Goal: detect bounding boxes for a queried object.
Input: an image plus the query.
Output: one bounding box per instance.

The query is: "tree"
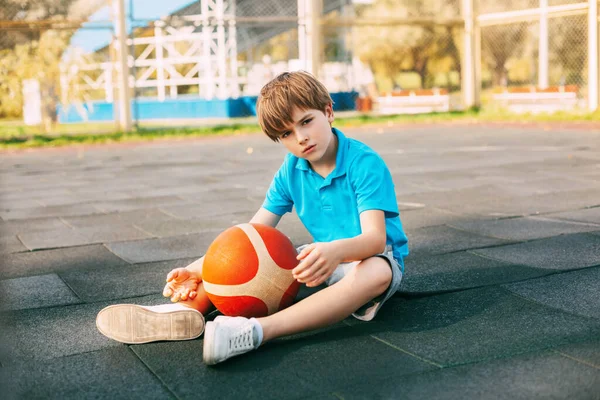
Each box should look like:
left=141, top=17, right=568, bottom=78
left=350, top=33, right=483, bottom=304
left=0, top=30, right=71, bottom=127
left=479, top=0, right=533, bottom=86
left=0, top=0, right=104, bottom=124
left=0, top=0, right=104, bottom=50
left=353, top=0, right=459, bottom=91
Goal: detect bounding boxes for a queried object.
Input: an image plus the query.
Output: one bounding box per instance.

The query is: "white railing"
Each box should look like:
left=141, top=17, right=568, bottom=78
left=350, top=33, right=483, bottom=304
left=377, top=89, right=450, bottom=115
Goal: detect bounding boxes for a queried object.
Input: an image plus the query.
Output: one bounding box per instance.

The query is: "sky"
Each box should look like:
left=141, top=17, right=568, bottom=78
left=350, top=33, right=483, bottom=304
left=69, top=0, right=196, bottom=53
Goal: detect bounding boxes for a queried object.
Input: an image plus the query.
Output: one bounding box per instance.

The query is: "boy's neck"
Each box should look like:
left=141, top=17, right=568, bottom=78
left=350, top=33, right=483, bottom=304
left=309, top=130, right=338, bottom=178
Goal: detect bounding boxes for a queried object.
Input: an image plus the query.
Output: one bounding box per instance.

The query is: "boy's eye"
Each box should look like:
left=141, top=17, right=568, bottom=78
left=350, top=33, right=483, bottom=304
left=281, top=131, right=291, bottom=138
left=302, top=118, right=312, bottom=125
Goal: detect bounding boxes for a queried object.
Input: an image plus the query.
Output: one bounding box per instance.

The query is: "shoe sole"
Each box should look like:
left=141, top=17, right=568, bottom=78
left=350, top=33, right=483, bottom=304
left=96, top=304, right=204, bottom=344
left=203, top=321, right=217, bottom=365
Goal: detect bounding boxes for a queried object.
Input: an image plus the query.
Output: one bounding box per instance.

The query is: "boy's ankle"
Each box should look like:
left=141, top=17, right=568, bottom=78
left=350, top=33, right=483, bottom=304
left=249, top=318, right=264, bottom=348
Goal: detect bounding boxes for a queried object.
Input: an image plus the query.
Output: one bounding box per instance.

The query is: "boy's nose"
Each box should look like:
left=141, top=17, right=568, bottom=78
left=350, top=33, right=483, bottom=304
left=296, top=133, right=308, bottom=144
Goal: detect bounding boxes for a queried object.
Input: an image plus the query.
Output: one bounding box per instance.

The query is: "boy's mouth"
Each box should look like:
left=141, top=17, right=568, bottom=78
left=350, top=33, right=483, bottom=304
left=303, top=145, right=316, bottom=154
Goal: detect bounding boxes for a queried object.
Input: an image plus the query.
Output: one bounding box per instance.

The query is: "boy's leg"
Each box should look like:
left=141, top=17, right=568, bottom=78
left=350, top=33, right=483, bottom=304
left=202, top=256, right=392, bottom=364
left=178, top=282, right=216, bottom=315
left=96, top=282, right=214, bottom=344
left=258, top=256, right=392, bottom=342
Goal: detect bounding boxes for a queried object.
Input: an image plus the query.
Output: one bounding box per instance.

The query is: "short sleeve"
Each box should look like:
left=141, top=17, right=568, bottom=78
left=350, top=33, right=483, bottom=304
left=262, top=163, right=294, bottom=216
left=349, top=153, right=399, bottom=218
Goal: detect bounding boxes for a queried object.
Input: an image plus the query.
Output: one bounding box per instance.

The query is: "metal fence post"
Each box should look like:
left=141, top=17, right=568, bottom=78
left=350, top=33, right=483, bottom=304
left=461, top=0, right=480, bottom=109
left=113, top=0, right=132, bottom=132
left=589, top=0, right=599, bottom=111
left=297, top=0, right=322, bottom=77
left=310, top=0, right=323, bottom=79
left=539, top=0, right=549, bottom=89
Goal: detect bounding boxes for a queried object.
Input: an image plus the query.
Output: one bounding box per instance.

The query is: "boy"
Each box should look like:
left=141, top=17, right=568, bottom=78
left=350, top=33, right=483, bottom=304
left=96, top=71, right=408, bottom=365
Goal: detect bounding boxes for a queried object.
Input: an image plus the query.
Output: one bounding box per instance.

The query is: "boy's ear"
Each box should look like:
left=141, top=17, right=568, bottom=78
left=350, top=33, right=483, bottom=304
left=325, top=103, right=334, bottom=123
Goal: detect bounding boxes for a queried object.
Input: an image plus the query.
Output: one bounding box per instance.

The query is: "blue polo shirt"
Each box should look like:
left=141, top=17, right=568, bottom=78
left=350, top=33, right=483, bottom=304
left=262, top=128, right=408, bottom=269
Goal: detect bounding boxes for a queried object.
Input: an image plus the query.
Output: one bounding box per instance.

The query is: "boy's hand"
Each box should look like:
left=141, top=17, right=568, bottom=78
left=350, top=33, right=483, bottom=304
left=293, top=242, right=341, bottom=288
left=162, top=268, right=201, bottom=302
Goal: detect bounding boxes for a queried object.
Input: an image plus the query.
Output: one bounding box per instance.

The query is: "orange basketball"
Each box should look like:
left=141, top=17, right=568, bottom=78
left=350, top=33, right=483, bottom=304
left=202, top=223, right=300, bottom=318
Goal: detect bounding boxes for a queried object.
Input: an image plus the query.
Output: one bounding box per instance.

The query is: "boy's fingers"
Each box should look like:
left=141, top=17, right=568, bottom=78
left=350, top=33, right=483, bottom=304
left=295, top=251, right=317, bottom=271
left=306, top=271, right=325, bottom=287
left=163, top=283, right=173, bottom=297
left=296, top=250, right=306, bottom=260
left=296, top=245, right=314, bottom=260
left=167, top=270, right=178, bottom=282
left=171, top=292, right=181, bottom=302
left=304, top=265, right=330, bottom=285
left=297, top=265, right=320, bottom=282
left=295, top=252, right=321, bottom=276
left=296, top=267, right=315, bottom=280
left=306, top=279, right=319, bottom=287
left=189, top=291, right=197, bottom=299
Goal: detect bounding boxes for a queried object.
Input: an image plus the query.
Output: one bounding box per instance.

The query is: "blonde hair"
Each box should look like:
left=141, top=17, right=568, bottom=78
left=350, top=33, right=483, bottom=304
left=257, top=71, right=333, bottom=142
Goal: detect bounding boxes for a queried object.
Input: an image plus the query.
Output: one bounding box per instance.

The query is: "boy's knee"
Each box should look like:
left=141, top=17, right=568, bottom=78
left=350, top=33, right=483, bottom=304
left=357, top=257, right=393, bottom=296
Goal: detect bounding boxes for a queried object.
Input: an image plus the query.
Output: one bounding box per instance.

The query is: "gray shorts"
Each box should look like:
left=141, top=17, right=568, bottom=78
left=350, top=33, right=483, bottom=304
left=296, top=244, right=403, bottom=321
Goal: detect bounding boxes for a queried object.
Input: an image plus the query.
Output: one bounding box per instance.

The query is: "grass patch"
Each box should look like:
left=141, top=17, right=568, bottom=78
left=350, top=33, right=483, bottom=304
left=1, top=108, right=598, bottom=150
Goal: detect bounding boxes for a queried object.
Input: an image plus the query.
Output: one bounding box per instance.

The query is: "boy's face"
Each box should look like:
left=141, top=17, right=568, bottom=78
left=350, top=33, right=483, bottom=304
left=278, top=104, right=336, bottom=166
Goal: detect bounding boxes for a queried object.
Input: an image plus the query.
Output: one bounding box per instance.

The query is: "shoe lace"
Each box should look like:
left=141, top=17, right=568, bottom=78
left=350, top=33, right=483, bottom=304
left=228, top=325, right=254, bottom=352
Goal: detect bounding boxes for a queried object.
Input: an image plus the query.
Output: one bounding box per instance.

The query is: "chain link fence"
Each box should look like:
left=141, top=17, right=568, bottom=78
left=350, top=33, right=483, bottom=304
left=481, top=22, right=538, bottom=88
left=0, top=0, right=597, bottom=132
left=479, top=0, right=591, bottom=111
left=548, top=14, right=588, bottom=88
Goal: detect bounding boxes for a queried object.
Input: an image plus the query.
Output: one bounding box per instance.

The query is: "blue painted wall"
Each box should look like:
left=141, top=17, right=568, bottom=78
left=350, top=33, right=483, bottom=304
left=57, top=92, right=357, bottom=123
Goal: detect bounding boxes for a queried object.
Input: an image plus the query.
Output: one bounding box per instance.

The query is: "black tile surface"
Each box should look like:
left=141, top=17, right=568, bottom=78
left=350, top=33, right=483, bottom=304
left=59, top=258, right=198, bottom=302
left=61, top=208, right=176, bottom=228
left=105, top=232, right=218, bottom=263
left=91, top=195, right=191, bottom=213
left=132, top=340, right=320, bottom=400
left=0, top=203, right=104, bottom=220
left=132, top=217, right=232, bottom=237
left=472, top=233, right=600, bottom=270
left=4, top=347, right=174, bottom=400
left=160, top=199, right=261, bottom=219
left=1, top=244, right=130, bottom=280
left=331, top=347, right=600, bottom=400
left=547, top=207, right=600, bottom=224
left=18, top=224, right=152, bottom=250
left=0, top=235, right=28, bottom=254
left=401, top=251, right=546, bottom=295
left=449, top=216, right=600, bottom=241
left=399, top=207, right=463, bottom=232
left=0, top=217, right=68, bottom=237
left=3, top=125, right=600, bottom=398
left=502, top=267, right=600, bottom=319
left=3, top=294, right=165, bottom=362
left=553, top=338, right=600, bottom=368
left=0, top=274, right=81, bottom=311
left=407, top=225, right=513, bottom=256
left=347, top=288, right=600, bottom=367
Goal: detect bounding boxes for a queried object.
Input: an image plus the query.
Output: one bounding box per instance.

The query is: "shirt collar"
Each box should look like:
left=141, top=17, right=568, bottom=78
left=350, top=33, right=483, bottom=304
left=295, top=128, right=348, bottom=180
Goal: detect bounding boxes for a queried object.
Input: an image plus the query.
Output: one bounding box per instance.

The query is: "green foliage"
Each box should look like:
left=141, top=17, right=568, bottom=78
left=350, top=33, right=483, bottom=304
left=353, top=0, right=459, bottom=91
left=0, top=30, right=72, bottom=124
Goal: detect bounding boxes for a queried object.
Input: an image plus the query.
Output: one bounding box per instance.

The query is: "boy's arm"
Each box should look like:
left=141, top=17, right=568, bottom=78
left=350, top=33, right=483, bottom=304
left=330, top=209, right=387, bottom=262
left=294, top=210, right=387, bottom=286
left=249, top=207, right=283, bottom=227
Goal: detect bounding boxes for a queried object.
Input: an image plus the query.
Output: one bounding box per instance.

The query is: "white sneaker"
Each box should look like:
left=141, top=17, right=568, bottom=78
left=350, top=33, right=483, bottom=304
left=203, top=316, right=259, bottom=365
left=96, top=303, right=204, bottom=344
